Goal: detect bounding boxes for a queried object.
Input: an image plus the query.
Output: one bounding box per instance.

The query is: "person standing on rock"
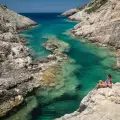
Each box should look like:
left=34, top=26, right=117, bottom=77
left=96, top=74, right=112, bottom=89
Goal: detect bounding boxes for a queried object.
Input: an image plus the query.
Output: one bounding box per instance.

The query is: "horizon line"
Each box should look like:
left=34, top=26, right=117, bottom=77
left=19, top=12, right=63, bottom=14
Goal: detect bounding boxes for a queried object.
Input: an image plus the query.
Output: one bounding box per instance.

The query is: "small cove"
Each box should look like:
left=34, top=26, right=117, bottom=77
left=4, top=13, right=120, bottom=120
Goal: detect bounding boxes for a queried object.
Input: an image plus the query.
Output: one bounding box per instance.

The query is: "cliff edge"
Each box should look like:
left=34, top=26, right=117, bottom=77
left=0, top=5, right=37, bottom=30
left=57, top=83, right=120, bottom=120
left=58, top=1, right=120, bottom=119
left=63, top=0, right=120, bottom=49
left=0, top=5, right=71, bottom=117
left=0, top=5, right=38, bottom=117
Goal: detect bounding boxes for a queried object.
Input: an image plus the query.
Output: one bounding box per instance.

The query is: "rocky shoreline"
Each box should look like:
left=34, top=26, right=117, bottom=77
left=0, top=5, right=70, bottom=117
left=57, top=0, right=120, bottom=119
left=62, top=0, right=120, bottom=69
left=56, top=83, right=120, bottom=120
left=1, top=1, right=120, bottom=119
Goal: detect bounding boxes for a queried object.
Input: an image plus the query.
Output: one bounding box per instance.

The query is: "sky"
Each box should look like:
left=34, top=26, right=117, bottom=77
left=0, top=0, right=91, bottom=13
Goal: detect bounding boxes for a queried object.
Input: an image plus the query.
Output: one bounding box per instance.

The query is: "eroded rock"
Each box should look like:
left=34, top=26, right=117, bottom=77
left=63, top=0, right=120, bottom=49
left=57, top=83, right=120, bottom=120
left=61, top=8, right=78, bottom=16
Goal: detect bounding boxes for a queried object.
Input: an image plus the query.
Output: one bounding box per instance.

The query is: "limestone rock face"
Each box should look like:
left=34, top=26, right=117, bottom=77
left=57, top=83, right=120, bottom=120
left=64, top=0, right=120, bottom=48
left=0, top=5, right=37, bottom=31
left=0, top=95, right=23, bottom=117
left=0, top=5, right=70, bottom=117
left=61, top=8, right=78, bottom=16
left=0, top=5, right=39, bottom=117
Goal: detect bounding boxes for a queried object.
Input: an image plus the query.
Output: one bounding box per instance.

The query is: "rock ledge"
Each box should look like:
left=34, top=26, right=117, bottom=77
left=57, top=83, right=120, bottom=120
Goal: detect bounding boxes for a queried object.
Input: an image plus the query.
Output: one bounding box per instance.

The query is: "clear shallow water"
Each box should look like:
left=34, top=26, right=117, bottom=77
left=4, top=13, right=120, bottom=120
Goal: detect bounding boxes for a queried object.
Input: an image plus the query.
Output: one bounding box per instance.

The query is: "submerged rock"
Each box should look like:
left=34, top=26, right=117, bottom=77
left=0, top=4, right=70, bottom=118
left=57, top=83, right=120, bottom=120
left=0, top=95, right=23, bottom=117
left=43, top=36, right=70, bottom=53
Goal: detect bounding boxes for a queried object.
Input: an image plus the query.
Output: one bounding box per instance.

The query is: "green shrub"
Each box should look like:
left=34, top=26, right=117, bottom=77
left=85, top=6, right=99, bottom=14
left=85, top=0, right=108, bottom=14
left=0, top=4, right=7, bottom=10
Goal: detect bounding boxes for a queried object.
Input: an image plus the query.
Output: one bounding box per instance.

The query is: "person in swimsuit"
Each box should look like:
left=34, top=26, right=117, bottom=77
left=96, top=74, right=112, bottom=89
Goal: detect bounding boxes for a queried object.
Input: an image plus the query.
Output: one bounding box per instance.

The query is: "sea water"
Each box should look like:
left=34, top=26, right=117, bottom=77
left=3, top=13, right=120, bottom=120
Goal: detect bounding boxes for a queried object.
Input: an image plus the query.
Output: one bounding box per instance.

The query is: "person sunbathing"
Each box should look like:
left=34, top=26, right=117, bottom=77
left=96, top=74, right=112, bottom=89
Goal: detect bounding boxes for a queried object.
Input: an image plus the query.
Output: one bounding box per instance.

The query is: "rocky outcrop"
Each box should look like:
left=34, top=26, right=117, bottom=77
left=0, top=5, right=37, bottom=31
left=56, top=1, right=120, bottom=119
left=0, top=5, right=66, bottom=117
left=0, top=5, right=39, bottom=116
left=64, top=0, right=120, bottom=49
left=57, top=83, right=120, bottom=120
left=43, top=36, right=70, bottom=54
left=61, top=8, right=78, bottom=16
left=63, top=0, right=120, bottom=70
left=0, top=95, right=23, bottom=117
left=0, top=5, right=71, bottom=117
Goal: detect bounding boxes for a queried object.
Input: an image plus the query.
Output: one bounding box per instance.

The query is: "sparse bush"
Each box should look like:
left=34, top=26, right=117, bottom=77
left=0, top=4, right=7, bottom=10
left=85, top=0, right=108, bottom=14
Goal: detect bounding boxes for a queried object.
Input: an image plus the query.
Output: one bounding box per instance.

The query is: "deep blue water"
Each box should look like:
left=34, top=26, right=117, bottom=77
left=5, top=13, right=120, bottom=120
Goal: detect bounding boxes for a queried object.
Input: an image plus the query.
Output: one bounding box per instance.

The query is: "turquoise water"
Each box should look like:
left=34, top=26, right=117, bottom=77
left=4, top=13, right=120, bottom=120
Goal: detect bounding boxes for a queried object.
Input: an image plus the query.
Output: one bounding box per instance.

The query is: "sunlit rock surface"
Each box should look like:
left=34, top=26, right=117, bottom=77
left=61, top=8, right=78, bottom=16
left=0, top=5, right=39, bottom=116
left=0, top=5, right=37, bottom=31
left=64, top=0, right=120, bottom=49
left=0, top=5, right=69, bottom=117
left=57, top=83, right=120, bottom=120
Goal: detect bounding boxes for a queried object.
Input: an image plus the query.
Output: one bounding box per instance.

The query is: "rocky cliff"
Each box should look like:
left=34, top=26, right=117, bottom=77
left=63, top=0, right=120, bottom=68
left=63, top=0, right=120, bottom=49
left=57, top=83, right=120, bottom=120
left=57, top=1, right=120, bottom=119
left=0, top=5, right=37, bottom=31
left=62, top=0, right=120, bottom=68
left=0, top=5, right=39, bottom=117
left=61, top=8, right=78, bottom=16
left=0, top=5, right=69, bottom=117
